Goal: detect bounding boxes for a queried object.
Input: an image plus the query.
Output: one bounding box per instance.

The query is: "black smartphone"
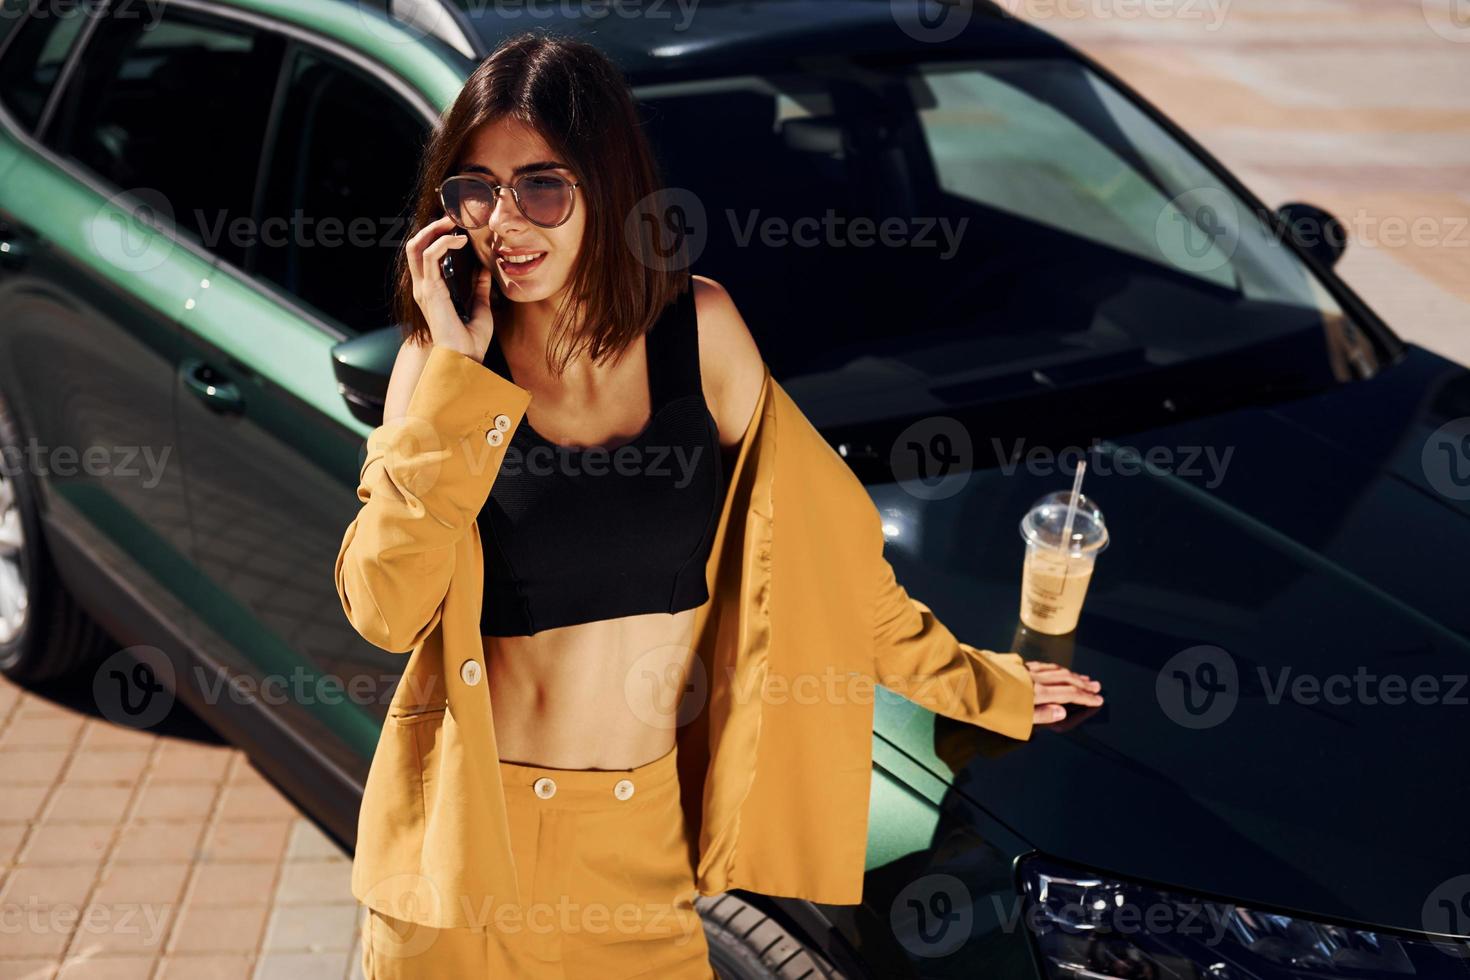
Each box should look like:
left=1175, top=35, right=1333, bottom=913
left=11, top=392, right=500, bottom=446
left=439, top=226, right=489, bottom=323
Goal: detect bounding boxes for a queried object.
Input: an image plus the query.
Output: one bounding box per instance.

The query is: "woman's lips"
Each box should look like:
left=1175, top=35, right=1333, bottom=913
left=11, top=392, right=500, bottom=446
left=497, top=251, right=547, bottom=277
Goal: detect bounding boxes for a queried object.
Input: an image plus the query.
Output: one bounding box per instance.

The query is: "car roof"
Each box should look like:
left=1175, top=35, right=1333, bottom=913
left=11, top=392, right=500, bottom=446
left=440, top=0, right=1066, bottom=82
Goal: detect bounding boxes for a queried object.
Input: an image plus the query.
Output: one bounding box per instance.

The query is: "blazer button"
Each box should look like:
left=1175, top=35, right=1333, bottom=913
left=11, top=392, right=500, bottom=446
left=459, top=659, right=482, bottom=686
left=613, top=778, right=635, bottom=801
left=493, top=413, right=511, bottom=431
left=485, top=428, right=504, bottom=447
left=533, top=777, right=557, bottom=799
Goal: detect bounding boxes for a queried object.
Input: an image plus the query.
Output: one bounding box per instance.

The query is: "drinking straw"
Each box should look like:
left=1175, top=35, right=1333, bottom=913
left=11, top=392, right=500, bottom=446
left=1059, top=460, right=1086, bottom=557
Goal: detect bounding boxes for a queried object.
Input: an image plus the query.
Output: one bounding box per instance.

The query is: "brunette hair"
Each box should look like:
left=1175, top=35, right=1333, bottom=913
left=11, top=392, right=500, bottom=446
left=393, top=30, right=689, bottom=376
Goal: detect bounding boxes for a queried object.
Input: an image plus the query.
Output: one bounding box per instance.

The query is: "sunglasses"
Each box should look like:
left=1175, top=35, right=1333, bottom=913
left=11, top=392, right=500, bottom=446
left=438, top=169, right=581, bottom=230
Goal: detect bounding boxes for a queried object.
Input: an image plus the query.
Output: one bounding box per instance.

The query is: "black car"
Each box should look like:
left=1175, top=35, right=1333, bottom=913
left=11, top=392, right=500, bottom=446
left=1, top=0, right=1466, bottom=977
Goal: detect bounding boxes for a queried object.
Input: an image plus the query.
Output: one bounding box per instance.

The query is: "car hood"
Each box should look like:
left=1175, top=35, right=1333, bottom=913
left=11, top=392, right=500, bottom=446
left=870, top=344, right=1470, bottom=936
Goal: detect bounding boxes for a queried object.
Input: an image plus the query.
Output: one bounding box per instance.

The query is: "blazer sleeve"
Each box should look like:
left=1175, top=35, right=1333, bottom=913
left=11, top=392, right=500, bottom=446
left=871, top=552, right=1036, bottom=741
left=334, top=344, right=531, bottom=653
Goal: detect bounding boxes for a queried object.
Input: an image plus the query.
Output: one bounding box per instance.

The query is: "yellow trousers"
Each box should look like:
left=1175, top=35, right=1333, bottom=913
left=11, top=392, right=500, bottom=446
left=360, top=741, right=716, bottom=979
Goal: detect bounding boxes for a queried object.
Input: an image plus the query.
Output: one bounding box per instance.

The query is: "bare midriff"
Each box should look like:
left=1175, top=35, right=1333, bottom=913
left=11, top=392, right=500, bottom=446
left=481, top=606, right=702, bottom=771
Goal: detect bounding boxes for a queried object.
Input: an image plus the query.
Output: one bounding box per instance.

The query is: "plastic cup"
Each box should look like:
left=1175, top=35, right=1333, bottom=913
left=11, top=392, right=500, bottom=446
left=1018, top=490, right=1109, bottom=635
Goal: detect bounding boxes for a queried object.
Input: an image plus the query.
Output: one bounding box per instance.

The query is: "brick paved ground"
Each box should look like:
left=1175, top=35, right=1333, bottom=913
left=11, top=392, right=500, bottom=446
left=1006, top=0, right=1470, bottom=366
left=0, top=674, right=366, bottom=980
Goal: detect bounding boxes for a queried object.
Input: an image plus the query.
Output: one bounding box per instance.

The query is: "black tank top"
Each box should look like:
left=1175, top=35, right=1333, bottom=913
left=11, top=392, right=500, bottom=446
left=476, top=284, right=725, bottom=636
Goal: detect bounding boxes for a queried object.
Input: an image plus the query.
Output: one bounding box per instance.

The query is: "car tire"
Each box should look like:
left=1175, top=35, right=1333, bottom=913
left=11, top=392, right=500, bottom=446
left=698, top=892, right=848, bottom=979
left=0, top=390, right=112, bottom=684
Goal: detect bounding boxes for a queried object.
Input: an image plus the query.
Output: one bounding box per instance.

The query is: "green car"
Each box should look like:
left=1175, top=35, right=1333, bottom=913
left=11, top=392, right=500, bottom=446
left=6, top=1, right=1457, bottom=978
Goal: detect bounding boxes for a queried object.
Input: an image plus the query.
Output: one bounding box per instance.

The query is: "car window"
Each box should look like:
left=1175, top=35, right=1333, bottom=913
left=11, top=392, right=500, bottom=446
left=45, top=4, right=284, bottom=267
left=0, top=0, right=90, bottom=132
left=251, top=47, right=428, bottom=334
left=634, top=57, right=1362, bottom=433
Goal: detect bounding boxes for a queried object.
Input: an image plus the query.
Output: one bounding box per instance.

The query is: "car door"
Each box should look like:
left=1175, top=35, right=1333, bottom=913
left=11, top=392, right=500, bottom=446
left=171, top=35, right=434, bottom=799
left=0, top=0, right=241, bottom=665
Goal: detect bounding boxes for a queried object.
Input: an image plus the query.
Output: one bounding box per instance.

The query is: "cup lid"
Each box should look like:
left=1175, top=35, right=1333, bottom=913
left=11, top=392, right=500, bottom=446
left=1019, top=490, right=1110, bottom=557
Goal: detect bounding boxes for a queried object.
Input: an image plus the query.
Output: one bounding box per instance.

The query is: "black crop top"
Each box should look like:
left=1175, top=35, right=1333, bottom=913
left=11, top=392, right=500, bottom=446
left=476, top=283, right=726, bottom=637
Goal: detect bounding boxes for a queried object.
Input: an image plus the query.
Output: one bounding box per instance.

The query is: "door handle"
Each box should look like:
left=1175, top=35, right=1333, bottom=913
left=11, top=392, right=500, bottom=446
left=180, top=357, right=245, bottom=415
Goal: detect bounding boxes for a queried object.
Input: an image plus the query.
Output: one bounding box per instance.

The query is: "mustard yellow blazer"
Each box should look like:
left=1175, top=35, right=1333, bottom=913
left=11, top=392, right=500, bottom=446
left=335, top=344, right=1036, bottom=930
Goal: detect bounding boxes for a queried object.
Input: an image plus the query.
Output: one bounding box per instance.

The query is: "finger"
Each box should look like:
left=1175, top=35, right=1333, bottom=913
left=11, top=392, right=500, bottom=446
left=1033, top=703, right=1067, bottom=724
left=406, top=216, right=458, bottom=283
left=421, top=231, right=467, bottom=279
left=1034, top=684, right=1104, bottom=707
left=1029, top=668, right=1102, bottom=692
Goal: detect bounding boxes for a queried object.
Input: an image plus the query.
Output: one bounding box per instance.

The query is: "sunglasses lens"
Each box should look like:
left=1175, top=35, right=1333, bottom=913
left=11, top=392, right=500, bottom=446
left=441, top=177, right=494, bottom=228
left=516, top=173, right=574, bottom=226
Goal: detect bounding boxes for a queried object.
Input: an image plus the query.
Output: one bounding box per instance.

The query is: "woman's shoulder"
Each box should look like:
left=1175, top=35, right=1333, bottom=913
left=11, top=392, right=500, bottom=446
left=690, top=274, right=765, bottom=449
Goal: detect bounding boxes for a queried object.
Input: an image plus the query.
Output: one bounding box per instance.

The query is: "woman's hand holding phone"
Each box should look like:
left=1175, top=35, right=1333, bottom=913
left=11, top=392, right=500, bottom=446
left=407, top=214, right=498, bottom=361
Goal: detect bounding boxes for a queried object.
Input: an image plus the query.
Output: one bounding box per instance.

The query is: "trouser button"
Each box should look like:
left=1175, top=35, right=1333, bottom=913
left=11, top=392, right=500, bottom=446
left=533, top=777, right=557, bottom=799
left=613, top=778, right=635, bottom=800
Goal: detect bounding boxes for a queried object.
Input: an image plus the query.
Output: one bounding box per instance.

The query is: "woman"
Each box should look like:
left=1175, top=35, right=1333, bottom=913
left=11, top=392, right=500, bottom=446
left=347, top=29, right=1104, bottom=980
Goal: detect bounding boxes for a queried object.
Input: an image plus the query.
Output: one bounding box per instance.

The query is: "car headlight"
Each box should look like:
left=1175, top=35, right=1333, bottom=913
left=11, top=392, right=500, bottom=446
left=1019, top=856, right=1469, bottom=978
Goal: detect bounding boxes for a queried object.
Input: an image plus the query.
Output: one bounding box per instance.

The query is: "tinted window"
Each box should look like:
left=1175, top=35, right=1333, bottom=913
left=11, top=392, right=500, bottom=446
left=0, top=0, right=89, bottom=131
left=635, top=57, right=1362, bottom=435
left=47, top=5, right=284, bottom=266
left=252, top=48, right=428, bottom=333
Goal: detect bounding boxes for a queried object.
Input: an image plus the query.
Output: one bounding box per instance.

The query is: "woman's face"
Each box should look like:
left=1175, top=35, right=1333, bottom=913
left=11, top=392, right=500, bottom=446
left=455, top=116, right=586, bottom=308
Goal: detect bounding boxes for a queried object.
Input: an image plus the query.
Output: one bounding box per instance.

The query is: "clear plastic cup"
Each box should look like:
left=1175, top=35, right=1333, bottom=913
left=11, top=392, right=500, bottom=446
left=1018, top=490, right=1109, bottom=635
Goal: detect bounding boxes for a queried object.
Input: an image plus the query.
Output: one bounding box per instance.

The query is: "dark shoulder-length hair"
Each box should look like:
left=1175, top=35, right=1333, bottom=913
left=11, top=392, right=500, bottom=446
left=393, top=30, right=689, bottom=376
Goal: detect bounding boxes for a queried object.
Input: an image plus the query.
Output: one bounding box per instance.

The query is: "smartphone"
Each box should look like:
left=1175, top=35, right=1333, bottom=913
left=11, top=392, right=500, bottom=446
left=439, top=226, right=490, bottom=324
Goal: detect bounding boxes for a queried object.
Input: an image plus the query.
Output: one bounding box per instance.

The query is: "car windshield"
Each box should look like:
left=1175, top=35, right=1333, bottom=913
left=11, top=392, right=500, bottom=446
left=634, top=55, right=1378, bottom=436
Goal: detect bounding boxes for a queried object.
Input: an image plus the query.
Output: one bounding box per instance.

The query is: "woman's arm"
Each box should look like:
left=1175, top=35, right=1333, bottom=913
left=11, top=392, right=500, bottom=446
left=871, top=550, right=1104, bottom=738
left=334, top=343, right=530, bottom=653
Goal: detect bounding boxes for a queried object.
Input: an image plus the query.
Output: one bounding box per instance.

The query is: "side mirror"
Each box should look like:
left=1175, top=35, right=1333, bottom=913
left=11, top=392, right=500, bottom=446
left=1276, top=201, right=1347, bottom=269
left=331, top=325, right=402, bottom=427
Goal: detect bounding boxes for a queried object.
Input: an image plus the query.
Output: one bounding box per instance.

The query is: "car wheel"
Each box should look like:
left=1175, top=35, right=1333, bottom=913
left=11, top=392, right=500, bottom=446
left=697, top=892, right=848, bottom=979
left=0, top=390, right=112, bottom=683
